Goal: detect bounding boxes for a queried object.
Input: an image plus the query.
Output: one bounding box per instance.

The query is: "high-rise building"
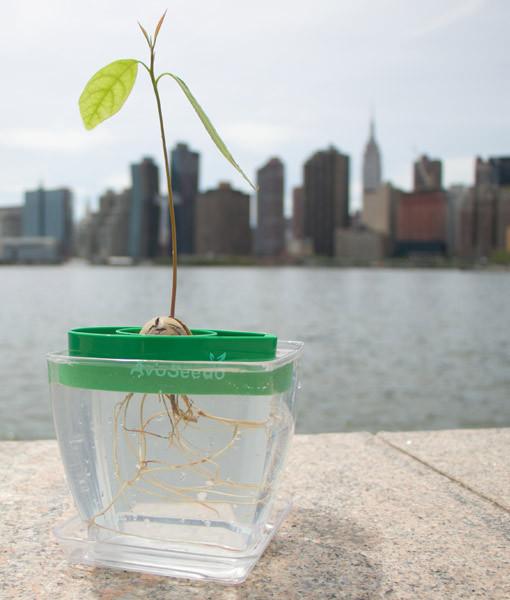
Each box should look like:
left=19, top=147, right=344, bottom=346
left=473, top=157, right=510, bottom=257
left=22, top=189, right=44, bottom=237
left=496, top=188, right=510, bottom=251
left=195, top=182, right=251, bottom=256
left=362, top=183, right=400, bottom=239
left=254, top=157, right=285, bottom=256
left=170, top=143, right=200, bottom=254
left=128, top=157, right=160, bottom=260
left=362, top=119, right=382, bottom=193
left=303, top=146, right=350, bottom=256
left=476, top=156, right=510, bottom=186
left=23, top=187, right=73, bottom=257
left=473, top=183, right=497, bottom=258
left=96, top=189, right=131, bottom=260
left=447, top=185, right=475, bottom=259
left=0, top=206, right=22, bottom=238
left=75, top=206, right=100, bottom=261
left=44, top=189, right=73, bottom=257
left=394, top=190, right=447, bottom=255
left=413, top=155, right=442, bottom=192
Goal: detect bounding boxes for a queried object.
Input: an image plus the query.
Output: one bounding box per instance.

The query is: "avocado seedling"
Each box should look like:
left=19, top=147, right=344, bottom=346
left=79, top=10, right=255, bottom=335
left=78, top=13, right=269, bottom=537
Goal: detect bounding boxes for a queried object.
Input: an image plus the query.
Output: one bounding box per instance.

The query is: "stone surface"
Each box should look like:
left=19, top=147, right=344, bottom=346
left=378, top=428, right=510, bottom=511
left=0, top=432, right=509, bottom=599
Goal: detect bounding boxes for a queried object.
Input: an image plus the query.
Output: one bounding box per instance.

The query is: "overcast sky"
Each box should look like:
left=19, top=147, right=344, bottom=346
left=0, top=0, right=508, bottom=216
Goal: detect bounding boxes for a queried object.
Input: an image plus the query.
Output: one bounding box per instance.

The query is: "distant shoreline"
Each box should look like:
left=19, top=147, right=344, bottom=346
left=1, top=257, right=509, bottom=271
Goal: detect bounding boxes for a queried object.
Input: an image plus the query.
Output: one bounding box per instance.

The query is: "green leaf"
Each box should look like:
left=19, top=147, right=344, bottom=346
left=158, top=72, right=256, bottom=190
left=79, top=59, right=138, bottom=130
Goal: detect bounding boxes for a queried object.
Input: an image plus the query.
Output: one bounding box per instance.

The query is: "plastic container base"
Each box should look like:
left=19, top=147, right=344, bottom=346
left=53, top=498, right=292, bottom=585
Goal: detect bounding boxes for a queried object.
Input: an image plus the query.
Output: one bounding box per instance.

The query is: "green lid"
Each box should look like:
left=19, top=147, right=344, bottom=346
left=68, top=326, right=277, bottom=362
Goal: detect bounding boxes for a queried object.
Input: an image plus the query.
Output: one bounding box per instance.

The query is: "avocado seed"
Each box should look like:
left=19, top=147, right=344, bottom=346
left=140, top=316, right=191, bottom=336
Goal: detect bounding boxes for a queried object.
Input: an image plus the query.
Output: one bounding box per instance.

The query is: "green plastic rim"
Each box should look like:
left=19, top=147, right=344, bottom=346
left=68, top=327, right=277, bottom=362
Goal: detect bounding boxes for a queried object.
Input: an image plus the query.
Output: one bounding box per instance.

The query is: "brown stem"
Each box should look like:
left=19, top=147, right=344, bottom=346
left=149, top=46, right=177, bottom=317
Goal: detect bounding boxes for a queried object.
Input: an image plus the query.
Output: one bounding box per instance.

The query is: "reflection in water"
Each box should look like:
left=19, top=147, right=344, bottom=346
left=1, top=264, right=509, bottom=438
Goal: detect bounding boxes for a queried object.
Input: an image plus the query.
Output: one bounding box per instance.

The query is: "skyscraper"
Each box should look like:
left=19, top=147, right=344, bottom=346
left=23, top=187, right=73, bottom=257
left=474, top=157, right=510, bottom=257
left=304, top=146, right=350, bottom=256
left=128, top=157, right=160, bottom=260
left=170, top=143, right=200, bottom=254
left=362, top=119, right=382, bottom=193
left=447, top=185, right=475, bottom=259
left=96, top=189, right=131, bottom=260
left=476, top=156, right=510, bottom=186
left=23, top=188, right=45, bottom=237
left=362, top=182, right=400, bottom=241
left=195, top=182, right=251, bottom=256
left=394, top=190, right=447, bottom=255
left=44, top=189, right=73, bottom=257
left=254, top=157, right=285, bottom=256
left=413, top=155, right=443, bottom=192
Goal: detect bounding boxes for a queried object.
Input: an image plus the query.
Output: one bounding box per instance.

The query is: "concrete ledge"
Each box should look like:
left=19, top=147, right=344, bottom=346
left=0, top=430, right=509, bottom=599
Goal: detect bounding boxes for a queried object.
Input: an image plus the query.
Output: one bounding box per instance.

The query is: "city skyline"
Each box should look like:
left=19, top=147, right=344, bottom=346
left=0, top=1, right=508, bottom=217
left=2, top=150, right=509, bottom=263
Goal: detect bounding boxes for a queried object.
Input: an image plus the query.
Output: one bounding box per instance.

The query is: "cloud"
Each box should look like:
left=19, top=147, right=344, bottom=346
left=0, top=128, right=113, bottom=152
left=409, top=0, right=485, bottom=38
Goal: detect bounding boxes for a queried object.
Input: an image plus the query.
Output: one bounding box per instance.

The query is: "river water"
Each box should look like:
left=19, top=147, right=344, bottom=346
left=1, top=264, right=509, bottom=439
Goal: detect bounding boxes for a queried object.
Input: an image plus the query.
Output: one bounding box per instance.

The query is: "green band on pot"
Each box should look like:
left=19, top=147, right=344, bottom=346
left=49, top=359, right=294, bottom=396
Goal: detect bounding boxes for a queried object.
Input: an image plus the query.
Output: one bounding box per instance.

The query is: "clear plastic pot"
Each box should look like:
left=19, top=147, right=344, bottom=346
left=47, top=339, right=303, bottom=584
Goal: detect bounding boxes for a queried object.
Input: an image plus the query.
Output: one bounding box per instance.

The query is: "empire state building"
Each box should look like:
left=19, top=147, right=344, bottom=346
left=362, top=119, right=382, bottom=193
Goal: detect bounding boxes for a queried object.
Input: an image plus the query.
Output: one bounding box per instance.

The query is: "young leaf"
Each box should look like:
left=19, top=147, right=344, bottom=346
left=79, top=59, right=138, bottom=130
left=138, top=22, right=152, bottom=47
left=153, top=10, right=167, bottom=43
left=158, top=72, right=256, bottom=190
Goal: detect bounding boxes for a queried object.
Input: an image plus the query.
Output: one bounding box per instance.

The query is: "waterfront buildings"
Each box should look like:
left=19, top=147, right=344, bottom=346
left=22, top=187, right=73, bottom=258
left=288, top=186, right=312, bottom=257
left=473, top=157, right=510, bottom=257
left=0, top=237, right=60, bottom=263
left=170, top=143, right=200, bottom=254
left=128, top=157, right=160, bottom=260
left=497, top=188, right=510, bottom=251
left=75, top=206, right=100, bottom=261
left=362, top=183, right=400, bottom=239
left=5, top=138, right=510, bottom=265
left=413, top=155, right=442, bottom=192
left=362, top=119, right=382, bottom=193
left=447, top=185, right=475, bottom=259
left=394, top=190, right=448, bottom=256
left=476, top=156, right=510, bottom=186
left=304, top=146, right=350, bottom=256
left=195, top=182, right=251, bottom=256
left=254, top=158, right=285, bottom=257
left=335, top=227, right=388, bottom=262
left=95, top=189, right=131, bottom=261
left=358, top=183, right=402, bottom=259
left=0, top=206, right=22, bottom=238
